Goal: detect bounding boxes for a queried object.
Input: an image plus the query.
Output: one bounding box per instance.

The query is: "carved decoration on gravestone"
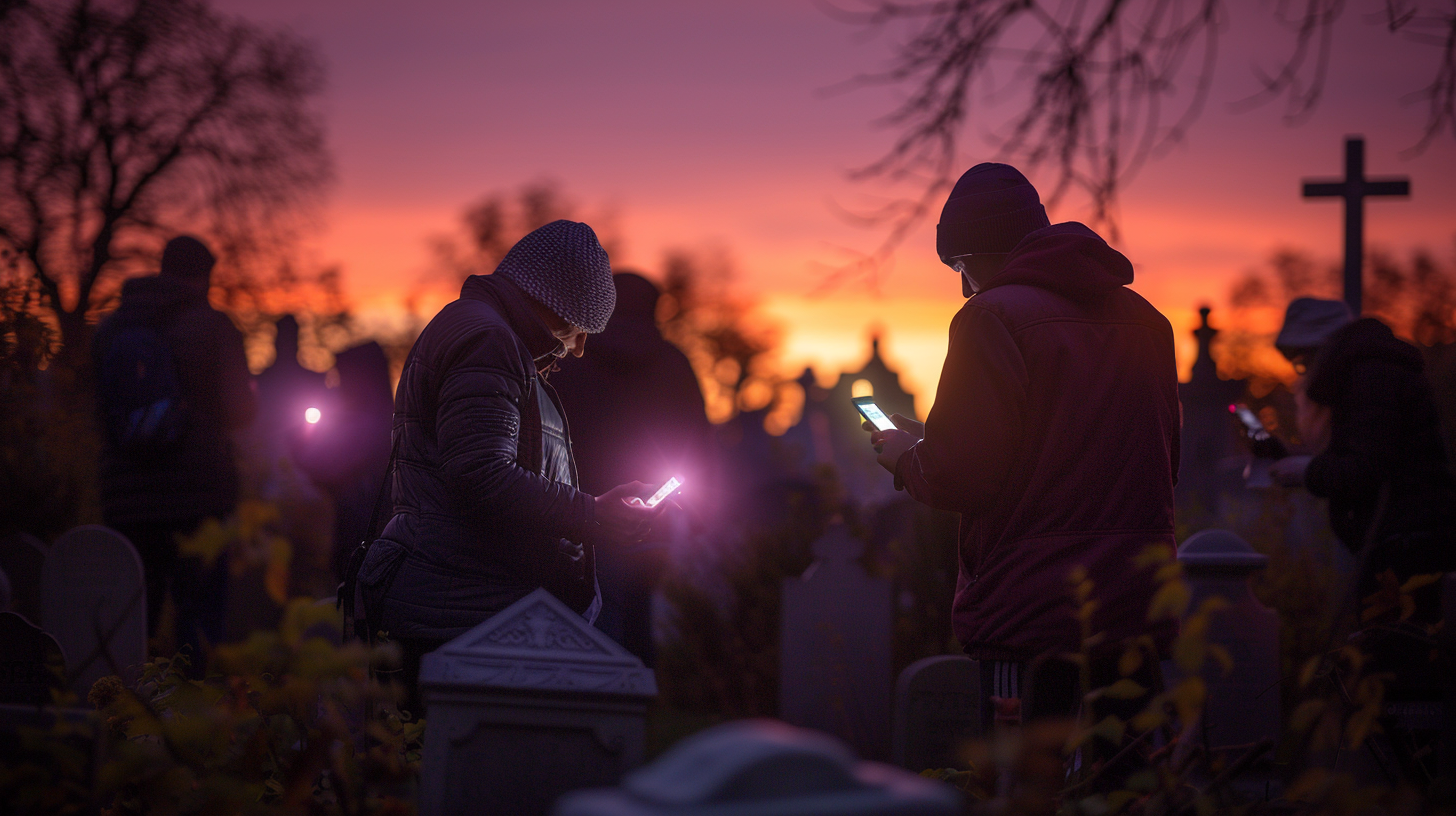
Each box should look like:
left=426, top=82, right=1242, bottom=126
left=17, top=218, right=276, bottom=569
left=555, top=718, right=960, bottom=816
left=781, top=523, right=894, bottom=761
left=418, top=588, right=657, bottom=816
left=0, top=611, right=66, bottom=706
left=892, top=655, right=981, bottom=772
left=0, top=532, right=47, bottom=622
left=1174, top=530, right=1281, bottom=752
left=41, top=526, right=147, bottom=698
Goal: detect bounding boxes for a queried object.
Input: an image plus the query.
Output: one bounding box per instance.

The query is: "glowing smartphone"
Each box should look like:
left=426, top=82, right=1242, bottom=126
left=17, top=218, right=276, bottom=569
left=1230, top=404, right=1267, bottom=438
left=852, top=397, right=897, bottom=432
left=1229, top=403, right=1288, bottom=459
left=643, top=476, right=683, bottom=509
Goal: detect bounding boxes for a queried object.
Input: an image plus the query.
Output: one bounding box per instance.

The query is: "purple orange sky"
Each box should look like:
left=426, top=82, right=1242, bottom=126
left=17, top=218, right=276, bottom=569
left=217, top=0, right=1455, bottom=415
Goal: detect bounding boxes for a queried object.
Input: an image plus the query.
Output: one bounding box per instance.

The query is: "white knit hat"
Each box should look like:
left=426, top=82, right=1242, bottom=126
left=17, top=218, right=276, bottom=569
left=495, top=220, right=615, bottom=333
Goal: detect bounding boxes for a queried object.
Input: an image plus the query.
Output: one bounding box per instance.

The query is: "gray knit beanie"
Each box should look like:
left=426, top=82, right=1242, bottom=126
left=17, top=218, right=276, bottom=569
left=494, top=220, right=615, bottom=333
left=936, top=163, right=1051, bottom=260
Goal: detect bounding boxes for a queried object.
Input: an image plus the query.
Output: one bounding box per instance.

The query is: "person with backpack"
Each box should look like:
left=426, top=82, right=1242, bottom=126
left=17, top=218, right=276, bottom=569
left=93, top=235, right=256, bottom=663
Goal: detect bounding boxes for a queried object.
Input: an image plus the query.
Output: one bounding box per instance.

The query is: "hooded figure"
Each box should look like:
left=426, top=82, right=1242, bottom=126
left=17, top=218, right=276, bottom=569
left=550, top=272, right=712, bottom=664
left=869, top=164, right=1180, bottom=736
left=355, top=221, right=661, bottom=706
left=93, top=235, right=256, bottom=661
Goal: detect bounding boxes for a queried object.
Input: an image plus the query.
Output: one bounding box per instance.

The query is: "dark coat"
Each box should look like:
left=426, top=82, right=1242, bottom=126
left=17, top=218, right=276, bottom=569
left=1304, top=318, right=1456, bottom=574
left=895, top=223, right=1181, bottom=662
left=359, top=275, right=599, bottom=642
left=93, top=275, right=256, bottom=526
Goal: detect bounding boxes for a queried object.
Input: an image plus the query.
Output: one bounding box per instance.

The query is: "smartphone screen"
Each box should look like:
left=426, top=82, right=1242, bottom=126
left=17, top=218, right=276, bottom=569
left=1231, top=404, right=1265, bottom=435
left=852, top=397, right=897, bottom=432
left=643, top=476, right=683, bottom=509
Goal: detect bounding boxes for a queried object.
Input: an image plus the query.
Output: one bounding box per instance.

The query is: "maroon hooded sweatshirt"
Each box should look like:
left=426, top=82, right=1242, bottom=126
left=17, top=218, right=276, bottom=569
left=897, top=222, right=1180, bottom=661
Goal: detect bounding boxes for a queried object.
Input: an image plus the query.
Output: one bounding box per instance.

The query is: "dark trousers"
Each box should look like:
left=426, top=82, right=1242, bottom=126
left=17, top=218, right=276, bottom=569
left=113, top=519, right=229, bottom=671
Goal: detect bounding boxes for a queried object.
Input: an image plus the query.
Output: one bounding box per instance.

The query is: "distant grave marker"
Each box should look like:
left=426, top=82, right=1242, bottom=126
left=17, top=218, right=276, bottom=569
left=892, top=655, right=981, bottom=771
left=0, top=611, right=66, bottom=706
left=41, top=525, right=147, bottom=698
left=781, top=523, right=894, bottom=760
left=1302, top=136, right=1411, bottom=314
left=0, top=532, right=47, bottom=622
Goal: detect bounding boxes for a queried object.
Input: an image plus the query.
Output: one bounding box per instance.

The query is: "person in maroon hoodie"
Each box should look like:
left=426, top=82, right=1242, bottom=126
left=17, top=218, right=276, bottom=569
left=867, top=164, right=1181, bottom=731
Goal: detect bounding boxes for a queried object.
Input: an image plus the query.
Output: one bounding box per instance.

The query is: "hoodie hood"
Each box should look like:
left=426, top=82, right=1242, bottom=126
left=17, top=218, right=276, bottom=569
left=1306, top=317, right=1423, bottom=407
left=978, top=222, right=1133, bottom=302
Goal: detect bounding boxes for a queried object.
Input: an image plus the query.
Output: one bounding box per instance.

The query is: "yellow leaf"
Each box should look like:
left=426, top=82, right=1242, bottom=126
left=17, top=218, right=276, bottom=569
left=1173, top=635, right=1205, bottom=676
left=1170, top=677, right=1205, bottom=725
left=1401, top=573, right=1441, bottom=593
left=1093, top=715, right=1127, bottom=744
left=1133, top=544, right=1173, bottom=569
left=1208, top=644, right=1234, bottom=677
left=1148, top=580, right=1191, bottom=622
left=1290, top=699, right=1325, bottom=732
left=1118, top=646, right=1143, bottom=677
left=1131, top=704, right=1166, bottom=732
left=1298, top=655, right=1321, bottom=688
left=1285, top=768, right=1330, bottom=802
left=1154, top=562, right=1182, bottom=583
left=1345, top=706, right=1382, bottom=748
left=1107, top=790, right=1139, bottom=812
left=1193, top=596, right=1229, bottom=617
left=1101, top=679, right=1148, bottom=700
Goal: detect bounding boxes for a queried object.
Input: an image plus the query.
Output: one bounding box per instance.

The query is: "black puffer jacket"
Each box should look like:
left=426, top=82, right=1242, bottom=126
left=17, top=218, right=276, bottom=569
left=93, top=275, right=256, bottom=526
left=1305, top=318, right=1456, bottom=575
left=359, top=274, right=599, bottom=642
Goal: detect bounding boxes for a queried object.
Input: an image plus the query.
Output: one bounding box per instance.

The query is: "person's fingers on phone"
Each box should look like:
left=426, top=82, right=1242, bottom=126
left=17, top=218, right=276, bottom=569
left=862, top=419, right=876, bottom=432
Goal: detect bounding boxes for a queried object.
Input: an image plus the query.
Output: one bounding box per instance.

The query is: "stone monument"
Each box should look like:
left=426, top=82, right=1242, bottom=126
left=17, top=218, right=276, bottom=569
left=40, top=525, right=146, bottom=698
left=892, top=655, right=980, bottom=771
left=555, top=718, right=960, bottom=816
left=781, top=523, right=894, bottom=761
left=418, top=587, right=657, bottom=816
left=1174, top=530, right=1281, bottom=750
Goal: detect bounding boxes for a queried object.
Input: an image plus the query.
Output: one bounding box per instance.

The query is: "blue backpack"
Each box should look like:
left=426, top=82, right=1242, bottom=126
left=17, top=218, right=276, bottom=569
left=97, top=322, right=188, bottom=455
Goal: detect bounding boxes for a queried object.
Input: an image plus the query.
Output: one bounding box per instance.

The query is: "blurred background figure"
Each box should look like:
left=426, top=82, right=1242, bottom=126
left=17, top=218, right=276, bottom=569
left=93, top=235, right=256, bottom=662
left=292, top=342, right=395, bottom=584
left=552, top=272, right=713, bottom=665
left=254, top=315, right=328, bottom=458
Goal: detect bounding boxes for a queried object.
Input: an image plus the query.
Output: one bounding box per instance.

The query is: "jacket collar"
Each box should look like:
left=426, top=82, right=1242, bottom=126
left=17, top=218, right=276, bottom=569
left=460, top=274, right=565, bottom=365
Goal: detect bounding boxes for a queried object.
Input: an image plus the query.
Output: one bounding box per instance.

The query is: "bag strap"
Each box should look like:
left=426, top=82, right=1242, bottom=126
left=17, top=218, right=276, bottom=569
left=339, top=427, right=402, bottom=642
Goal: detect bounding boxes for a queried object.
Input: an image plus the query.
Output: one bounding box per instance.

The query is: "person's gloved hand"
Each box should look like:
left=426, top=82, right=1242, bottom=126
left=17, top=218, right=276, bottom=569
left=592, top=482, right=664, bottom=544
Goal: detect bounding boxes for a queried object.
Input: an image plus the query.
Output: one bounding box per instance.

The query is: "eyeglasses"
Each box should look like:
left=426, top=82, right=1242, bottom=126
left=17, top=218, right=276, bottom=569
left=943, top=253, right=1007, bottom=275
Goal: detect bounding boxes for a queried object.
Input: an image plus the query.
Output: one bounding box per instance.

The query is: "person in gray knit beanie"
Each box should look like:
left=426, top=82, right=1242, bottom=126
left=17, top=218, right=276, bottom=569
left=495, top=220, right=616, bottom=334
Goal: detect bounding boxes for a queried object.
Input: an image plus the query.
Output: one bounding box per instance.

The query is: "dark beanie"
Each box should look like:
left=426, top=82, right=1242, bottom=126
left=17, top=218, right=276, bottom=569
left=936, top=163, right=1050, bottom=260
left=159, top=235, right=216, bottom=281
left=495, top=220, right=615, bottom=333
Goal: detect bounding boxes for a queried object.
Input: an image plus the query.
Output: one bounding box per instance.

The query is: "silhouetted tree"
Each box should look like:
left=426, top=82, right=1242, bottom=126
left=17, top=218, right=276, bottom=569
left=832, top=0, right=1456, bottom=274
left=0, top=0, right=331, bottom=365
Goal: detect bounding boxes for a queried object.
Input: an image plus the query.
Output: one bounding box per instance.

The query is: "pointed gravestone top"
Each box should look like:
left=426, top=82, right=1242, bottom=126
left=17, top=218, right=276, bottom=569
left=420, top=588, right=657, bottom=697
left=1178, top=529, right=1268, bottom=574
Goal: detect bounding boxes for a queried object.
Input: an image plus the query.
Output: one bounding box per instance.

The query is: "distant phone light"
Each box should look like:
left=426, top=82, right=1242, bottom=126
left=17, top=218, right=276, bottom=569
left=305, top=407, right=321, bottom=424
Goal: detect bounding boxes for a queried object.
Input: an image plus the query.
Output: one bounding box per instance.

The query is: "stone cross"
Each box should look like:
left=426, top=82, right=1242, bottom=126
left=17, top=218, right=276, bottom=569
left=40, top=525, right=147, bottom=698
left=780, top=523, right=894, bottom=760
left=554, top=719, right=960, bottom=816
left=418, top=587, right=657, bottom=816
left=1302, top=136, right=1411, bottom=315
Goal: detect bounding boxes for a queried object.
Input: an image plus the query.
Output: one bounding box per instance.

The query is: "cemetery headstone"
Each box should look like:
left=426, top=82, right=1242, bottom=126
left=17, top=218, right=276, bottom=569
left=418, top=587, right=657, bottom=816
left=41, top=525, right=147, bottom=698
left=1174, top=530, right=1281, bottom=750
left=555, top=718, right=960, bottom=816
left=781, top=523, right=894, bottom=760
left=892, top=655, right=980, bottom=771
left=0, top=612, right=66, bottom=706
left=0, top=532, right=47, bottom=621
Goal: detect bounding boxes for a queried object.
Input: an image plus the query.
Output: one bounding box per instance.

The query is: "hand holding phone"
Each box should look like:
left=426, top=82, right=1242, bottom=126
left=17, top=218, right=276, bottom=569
left=637, top=476, right=683, bottom=509
left=853, top=397, right=898, bottom=432
left=1230, top=404, right=1288, bottom=460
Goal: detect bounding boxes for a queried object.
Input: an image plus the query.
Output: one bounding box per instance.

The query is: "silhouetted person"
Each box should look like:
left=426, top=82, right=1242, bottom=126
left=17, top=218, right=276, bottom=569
left=866, top=164, right=1179, bottom=744
left=292, top=342, right=394, bottom=582
left=551, top=272, right=712, bottom=664
left=355, top=221, right=663, bottom=707
left=94, top=235, right=256, bottom=662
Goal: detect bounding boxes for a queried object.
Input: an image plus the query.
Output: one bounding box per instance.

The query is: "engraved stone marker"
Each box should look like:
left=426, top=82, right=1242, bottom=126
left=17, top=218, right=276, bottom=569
left=40, top=525, right=147, bottom=698
left=0, top=611, right=66, bottom=706
left=418, top=588, right=657, bottom=816
left=555, top=718, right=960, bottom=816
left=892, top=655, right=980, bottom=771
left=781, top=523, right=894, bottom=760
left=1175, top=529, right=1281, bottom=750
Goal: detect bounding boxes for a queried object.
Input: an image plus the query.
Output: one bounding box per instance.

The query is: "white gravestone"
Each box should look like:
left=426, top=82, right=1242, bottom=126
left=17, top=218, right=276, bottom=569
left=41, top=525, right=147, bottom=698
left=1174, top=530, right=1281, bottom=750
left=555, top=718, right=960, bottom=816
left=418, top=587, right=657, bottom=816
left=781, top=524, right=894, bottom=760
left=892, top=655, right=980, bottom=771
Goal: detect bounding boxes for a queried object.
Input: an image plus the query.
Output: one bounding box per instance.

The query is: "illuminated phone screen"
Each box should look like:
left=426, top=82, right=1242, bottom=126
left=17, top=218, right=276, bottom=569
left=644, top=476, right=683, bottom=508
left=853, top=398, right=897, bottom=432
left=1231, top=404, right=1265, bottom=434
